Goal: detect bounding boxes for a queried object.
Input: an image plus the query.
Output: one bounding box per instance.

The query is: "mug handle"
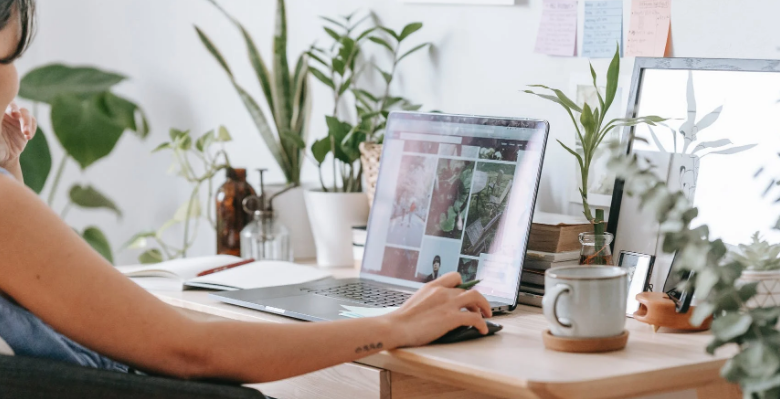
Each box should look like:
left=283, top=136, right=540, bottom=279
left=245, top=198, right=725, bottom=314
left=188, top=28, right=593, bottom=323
left=543, top=283, right=574, bottom=332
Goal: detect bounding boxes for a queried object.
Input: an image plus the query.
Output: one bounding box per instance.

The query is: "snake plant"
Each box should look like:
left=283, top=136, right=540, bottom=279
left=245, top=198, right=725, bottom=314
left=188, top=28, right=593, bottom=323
left=196, top=0, right=310, bottom=186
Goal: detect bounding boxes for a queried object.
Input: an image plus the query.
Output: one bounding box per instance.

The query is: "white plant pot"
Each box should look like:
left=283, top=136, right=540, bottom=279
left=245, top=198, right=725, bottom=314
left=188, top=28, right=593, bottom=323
left=304, top=190, right=370, bottom=267
left=738, top=270, right=780, bottom=308
left=267, top=184, right=316, bottom=260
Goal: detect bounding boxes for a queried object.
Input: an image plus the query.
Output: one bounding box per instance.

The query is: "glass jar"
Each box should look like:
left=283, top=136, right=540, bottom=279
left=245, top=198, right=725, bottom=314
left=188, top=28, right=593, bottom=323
left=241, top=211, right=292, bottom=262
left=578, top=232, right=614, bottom=266
left=216, top=168, right=256, bottom=256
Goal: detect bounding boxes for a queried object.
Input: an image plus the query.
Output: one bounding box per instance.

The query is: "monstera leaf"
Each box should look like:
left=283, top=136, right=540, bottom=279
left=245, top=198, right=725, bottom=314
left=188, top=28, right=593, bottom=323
left=20, top=64, right=126, bottom=104
left=51, top=93, right=126, bottom=169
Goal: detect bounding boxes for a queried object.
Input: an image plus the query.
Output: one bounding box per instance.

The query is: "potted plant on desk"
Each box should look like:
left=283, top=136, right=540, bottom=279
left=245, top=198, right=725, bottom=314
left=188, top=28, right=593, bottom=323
left=608, top=137, right=780, bottom=398
left=304, top=13, right=430, bottom=266
left=731, top=233, right=780, bottom=309
left=525, top=46, right=664, bottom=265
left=196, top=0, right=315, bottom=259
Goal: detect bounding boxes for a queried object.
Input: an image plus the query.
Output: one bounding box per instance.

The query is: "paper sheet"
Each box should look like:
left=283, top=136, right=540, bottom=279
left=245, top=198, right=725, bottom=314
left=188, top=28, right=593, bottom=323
left=339, top=305, right=399, bottom=319
left=625, top=0, right=672, bottom=57
left=582, top=0, right=624, bottom=58
left=534, top=0, right=579, bottom=57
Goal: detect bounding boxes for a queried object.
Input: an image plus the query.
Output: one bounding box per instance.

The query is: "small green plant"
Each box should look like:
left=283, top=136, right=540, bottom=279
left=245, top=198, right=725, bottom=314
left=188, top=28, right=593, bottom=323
left=607, top=137, right=780, bottom=399
left=196, top=0, right=310, bottom=187
left=525, top=45, right=664, bottom=225
left=18, top=64, right=150, bottom=264
left=124, top=127, right=233, bottom=263
left=308, top=12, right=429, bottom=192
left=730, top=233, right=780, bottom=272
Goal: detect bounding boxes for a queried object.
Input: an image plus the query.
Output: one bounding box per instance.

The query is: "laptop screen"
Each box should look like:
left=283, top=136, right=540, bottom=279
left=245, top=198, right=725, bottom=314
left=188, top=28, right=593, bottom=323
left=361, top=112, right=549, bottom=305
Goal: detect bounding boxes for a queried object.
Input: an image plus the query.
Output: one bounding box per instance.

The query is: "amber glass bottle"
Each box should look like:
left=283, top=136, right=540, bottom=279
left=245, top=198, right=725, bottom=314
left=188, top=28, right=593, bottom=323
left=216, top=168, right=256, bottom=256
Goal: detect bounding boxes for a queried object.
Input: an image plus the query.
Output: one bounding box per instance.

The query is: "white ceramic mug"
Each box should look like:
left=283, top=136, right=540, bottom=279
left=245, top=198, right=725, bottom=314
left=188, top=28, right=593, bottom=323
left=542, top=266, right=629, bottom=338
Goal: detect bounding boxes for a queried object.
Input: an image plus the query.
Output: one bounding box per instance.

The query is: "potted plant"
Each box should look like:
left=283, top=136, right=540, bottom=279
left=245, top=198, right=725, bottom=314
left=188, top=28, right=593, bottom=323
left=125, top=127, right=233, bottom=263
left=196, top=0, right=316, bottom=259
left=304, top=13, right=429, bottom=266
left=525, top=46, right=664, bottom=265
left=18, top=64, right=149, bottom=264
left=608, top=137, right=780, bottom=398
left=730, top=233, right=780, bottom=309
left=309, top=13, right=430, bottom=207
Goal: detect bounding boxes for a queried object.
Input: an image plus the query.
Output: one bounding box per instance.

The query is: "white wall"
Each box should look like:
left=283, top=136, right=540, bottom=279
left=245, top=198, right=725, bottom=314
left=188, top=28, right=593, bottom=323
left=17, top=0, right=780, bottom=268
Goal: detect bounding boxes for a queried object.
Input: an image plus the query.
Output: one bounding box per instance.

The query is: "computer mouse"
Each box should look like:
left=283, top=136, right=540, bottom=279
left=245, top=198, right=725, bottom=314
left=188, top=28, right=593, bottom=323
left=433, top=320, right=503, bottom=344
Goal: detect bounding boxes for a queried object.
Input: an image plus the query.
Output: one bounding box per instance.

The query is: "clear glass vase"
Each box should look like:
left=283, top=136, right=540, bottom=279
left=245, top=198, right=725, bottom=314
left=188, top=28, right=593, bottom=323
left=578, top=232, right=614, bottom=266
left=240, top=211, right=293, bottom=262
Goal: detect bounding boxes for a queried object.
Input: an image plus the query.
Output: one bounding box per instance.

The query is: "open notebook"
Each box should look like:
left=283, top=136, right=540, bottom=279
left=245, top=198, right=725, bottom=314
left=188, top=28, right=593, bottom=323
left=116, top=255, right=331, bottom=291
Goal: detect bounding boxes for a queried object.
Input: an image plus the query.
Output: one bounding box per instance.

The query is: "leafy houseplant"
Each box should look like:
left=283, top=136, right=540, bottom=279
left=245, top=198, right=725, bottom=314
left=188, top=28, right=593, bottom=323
left=308, top=12, right=429, bottom=193
left=125, top=127, right=233, bottom=263
left=525, top=46, right=664, bottom=227
left=607, top=138, right=780, bottom=399
left=18, top=64, right=150, bottom=263
left=196, top=0, right=310, bottom=187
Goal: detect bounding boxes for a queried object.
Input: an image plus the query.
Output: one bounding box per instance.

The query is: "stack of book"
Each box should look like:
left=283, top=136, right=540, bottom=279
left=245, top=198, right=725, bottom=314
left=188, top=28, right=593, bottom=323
left=518, top=212, right=590, bottom=307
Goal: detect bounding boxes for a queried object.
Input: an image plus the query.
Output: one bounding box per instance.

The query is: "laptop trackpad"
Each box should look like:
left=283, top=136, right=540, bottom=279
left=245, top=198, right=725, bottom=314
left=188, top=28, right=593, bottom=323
left=261, top=294, right=372, bottom=322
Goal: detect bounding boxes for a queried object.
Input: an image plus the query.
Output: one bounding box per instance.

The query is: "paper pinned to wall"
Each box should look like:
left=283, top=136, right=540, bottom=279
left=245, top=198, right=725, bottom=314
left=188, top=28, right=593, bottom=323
left=582, top=0, right=624, bottom=58
left=626, top=0, right=672, bottom=57
left=534, top=0, right=579, bottom=56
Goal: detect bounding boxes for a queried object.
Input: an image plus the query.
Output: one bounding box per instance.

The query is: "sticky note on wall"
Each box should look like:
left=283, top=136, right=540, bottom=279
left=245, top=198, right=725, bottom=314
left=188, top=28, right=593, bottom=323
left=626, top=0, right=672, bottom=57
left=535, top=0, right=579, bottom=57
left=582, top=0, right=623, bottom=58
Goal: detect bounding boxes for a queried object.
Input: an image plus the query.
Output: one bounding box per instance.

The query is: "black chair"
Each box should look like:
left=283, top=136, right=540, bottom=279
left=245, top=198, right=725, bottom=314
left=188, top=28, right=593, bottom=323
left=0, top=355, right=268, bottom=399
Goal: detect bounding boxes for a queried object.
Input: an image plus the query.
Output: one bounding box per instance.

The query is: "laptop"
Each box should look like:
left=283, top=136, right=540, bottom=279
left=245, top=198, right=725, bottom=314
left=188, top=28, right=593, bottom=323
left=212, top=112, right=550, bottom=322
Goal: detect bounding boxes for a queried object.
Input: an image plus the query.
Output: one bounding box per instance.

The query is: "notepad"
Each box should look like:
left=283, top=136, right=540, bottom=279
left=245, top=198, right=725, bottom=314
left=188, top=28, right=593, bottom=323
left=118, top=256, right=331, bottom=291
left=582, top=0, right=623, bottom=58
left=534, top=0, right=579, bottom=57
left=626, top=0, right=671, bottom=57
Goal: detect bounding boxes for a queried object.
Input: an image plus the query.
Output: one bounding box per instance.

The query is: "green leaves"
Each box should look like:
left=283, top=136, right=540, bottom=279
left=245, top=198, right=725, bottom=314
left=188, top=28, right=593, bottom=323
left=712, top=313, right=753, bottom=341
left=19, top=64, right=126, bottom=104
left=82, top=227, right=113, bottom=264
left=138, top=249, right=163, bottom=264
left=525, top=47, right=664, bottom=223
left=51, top=93, right=126, bottom=170
left=69, top=184, right=122, bottom=217
left=19, top=127, right=51, bottom=194
left=399, top=22, right=423, bottom=41
left=369, top=36, right=394, bottom=53
left=200, top=0, right=309, bottom=186
left=604, top=45, right=620, bottom=113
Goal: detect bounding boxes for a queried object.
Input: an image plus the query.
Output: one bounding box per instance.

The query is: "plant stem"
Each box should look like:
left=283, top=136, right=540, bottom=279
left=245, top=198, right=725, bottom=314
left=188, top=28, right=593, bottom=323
left=61, top=201, right=72, bottom=220
left=47, top=156, right=68, bottom=207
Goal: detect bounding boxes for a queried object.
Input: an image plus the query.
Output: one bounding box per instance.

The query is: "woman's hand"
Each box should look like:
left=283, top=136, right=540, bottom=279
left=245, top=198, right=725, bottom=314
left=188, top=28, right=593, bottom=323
left=0, top=102, right=37, bottom=169
left=387, top=272, right=493, bottom=348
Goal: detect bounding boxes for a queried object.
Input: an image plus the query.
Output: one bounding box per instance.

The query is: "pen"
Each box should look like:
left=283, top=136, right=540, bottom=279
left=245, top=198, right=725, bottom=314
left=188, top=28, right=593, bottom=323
left=456, top=280, right=481, bottom=290
left=196, top=259, right=255, bottom=277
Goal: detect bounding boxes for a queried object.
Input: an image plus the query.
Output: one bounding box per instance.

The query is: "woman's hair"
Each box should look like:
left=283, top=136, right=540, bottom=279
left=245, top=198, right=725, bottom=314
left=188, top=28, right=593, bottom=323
left=433, top=256, right=441, bottom=265
left=0, top=0, right=34, bottom=64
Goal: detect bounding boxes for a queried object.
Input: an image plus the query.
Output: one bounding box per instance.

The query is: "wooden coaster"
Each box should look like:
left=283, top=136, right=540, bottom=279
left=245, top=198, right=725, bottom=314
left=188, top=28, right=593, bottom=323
left=542, top=330, right=629, bottom=353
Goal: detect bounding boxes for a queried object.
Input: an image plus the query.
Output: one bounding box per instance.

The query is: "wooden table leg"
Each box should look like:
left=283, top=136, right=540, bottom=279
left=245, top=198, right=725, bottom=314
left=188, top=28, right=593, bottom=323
left=696, top=380, right=741, bottom=399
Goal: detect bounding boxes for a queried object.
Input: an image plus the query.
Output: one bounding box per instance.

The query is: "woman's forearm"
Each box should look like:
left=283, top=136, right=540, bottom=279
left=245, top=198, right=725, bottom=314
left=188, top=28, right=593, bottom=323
left=191, top=316, right=400, bottom=383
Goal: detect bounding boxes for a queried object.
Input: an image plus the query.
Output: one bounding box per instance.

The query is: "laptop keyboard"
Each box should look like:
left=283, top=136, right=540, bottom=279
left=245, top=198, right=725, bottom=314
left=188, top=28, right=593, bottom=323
left=301, top=282, right=412, bottom=308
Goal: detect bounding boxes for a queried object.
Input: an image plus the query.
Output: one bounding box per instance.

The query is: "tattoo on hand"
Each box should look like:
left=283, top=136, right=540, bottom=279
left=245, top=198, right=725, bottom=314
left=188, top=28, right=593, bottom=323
left=355, top=342, right=383, bottom=354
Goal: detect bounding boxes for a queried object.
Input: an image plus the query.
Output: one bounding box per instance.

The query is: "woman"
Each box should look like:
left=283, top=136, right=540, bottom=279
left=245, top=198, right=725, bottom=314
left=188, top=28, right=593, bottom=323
left=0, top=0, right=493, bottom=384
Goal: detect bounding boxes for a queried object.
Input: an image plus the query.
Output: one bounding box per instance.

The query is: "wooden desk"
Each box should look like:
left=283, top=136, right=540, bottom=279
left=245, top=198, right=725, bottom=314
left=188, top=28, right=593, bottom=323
left=148, top=267, right=739, bottom=399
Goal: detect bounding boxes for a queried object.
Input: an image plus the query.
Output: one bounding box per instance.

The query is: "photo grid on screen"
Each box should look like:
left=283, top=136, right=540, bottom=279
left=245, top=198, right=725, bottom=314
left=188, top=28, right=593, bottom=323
left=372, top=134, right=528, bottom=298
